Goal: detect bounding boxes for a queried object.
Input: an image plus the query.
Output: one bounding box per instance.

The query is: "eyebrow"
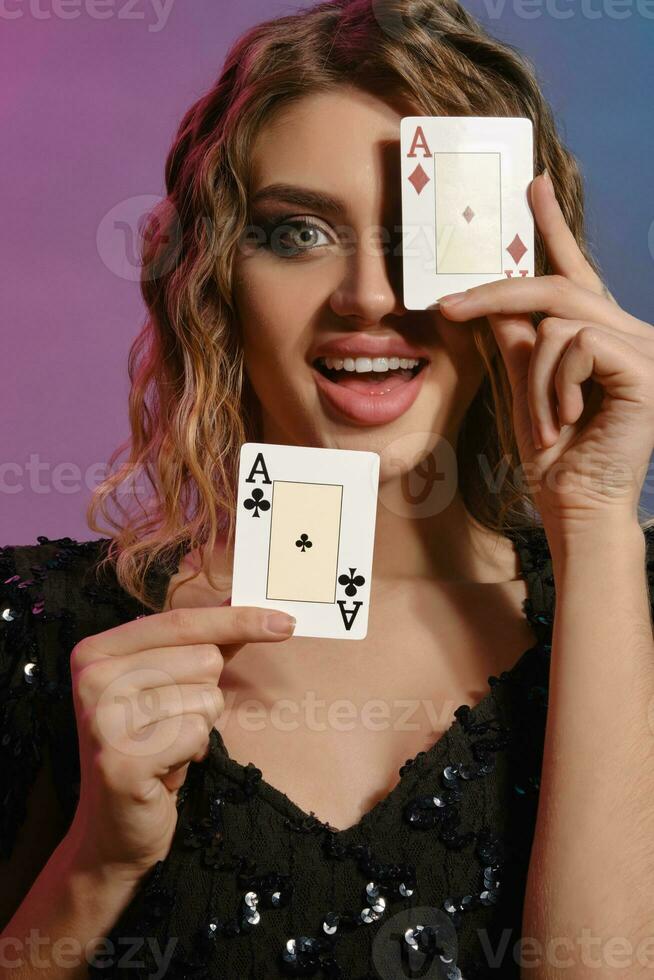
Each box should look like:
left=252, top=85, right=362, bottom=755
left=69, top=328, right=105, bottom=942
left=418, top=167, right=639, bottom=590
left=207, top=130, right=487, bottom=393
left=250, top=183, right=346, bottom=216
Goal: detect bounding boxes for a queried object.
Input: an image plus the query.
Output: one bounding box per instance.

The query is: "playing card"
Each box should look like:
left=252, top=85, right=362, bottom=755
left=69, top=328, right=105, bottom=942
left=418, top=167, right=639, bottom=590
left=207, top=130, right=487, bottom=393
left=231, top=443, right=380, bottom=639
left=400, top=116, right=534, bottom=309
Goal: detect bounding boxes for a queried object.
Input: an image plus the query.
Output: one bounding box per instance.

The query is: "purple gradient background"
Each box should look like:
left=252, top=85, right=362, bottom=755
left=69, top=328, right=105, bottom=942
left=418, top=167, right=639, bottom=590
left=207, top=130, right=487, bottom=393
left=2, top=0, right=652, bottom=545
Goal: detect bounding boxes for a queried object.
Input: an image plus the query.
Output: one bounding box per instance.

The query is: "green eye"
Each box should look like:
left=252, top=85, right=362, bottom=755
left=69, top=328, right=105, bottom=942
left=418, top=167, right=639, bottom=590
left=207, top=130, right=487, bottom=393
left=263, top=217, right=332, bottom=258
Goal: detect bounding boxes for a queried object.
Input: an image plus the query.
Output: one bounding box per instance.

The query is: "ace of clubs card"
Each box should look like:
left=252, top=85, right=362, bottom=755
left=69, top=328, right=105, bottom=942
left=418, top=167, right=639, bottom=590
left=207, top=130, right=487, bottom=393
left=400, top=116, right=534, bottom=310
left=231, top=443, right=380, bottom=639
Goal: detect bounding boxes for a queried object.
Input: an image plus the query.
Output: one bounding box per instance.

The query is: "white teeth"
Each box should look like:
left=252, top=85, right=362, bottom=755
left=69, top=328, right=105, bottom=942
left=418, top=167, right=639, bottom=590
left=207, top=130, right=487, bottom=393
left=319, top=356, right=420, bottom=372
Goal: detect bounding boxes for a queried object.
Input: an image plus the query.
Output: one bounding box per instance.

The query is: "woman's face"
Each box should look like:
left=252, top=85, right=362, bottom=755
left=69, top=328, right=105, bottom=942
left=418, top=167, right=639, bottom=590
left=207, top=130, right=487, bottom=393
left=232, top=86, right=490, bottom=480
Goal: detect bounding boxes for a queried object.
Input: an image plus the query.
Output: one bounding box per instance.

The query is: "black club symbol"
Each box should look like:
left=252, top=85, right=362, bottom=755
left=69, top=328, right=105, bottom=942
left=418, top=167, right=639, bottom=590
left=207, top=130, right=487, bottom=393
left=338, top=568, right=366, bottom=597
left=243, top=488, right=270, bottom=518
left=295, top=533, right=312, bottom=552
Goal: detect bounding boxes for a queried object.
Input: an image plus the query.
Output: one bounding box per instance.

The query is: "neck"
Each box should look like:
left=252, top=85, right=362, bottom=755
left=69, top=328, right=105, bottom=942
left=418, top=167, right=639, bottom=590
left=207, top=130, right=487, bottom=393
left=250, top=424, right=523, bottom=588
left=371, top=484, right=520, bottom=585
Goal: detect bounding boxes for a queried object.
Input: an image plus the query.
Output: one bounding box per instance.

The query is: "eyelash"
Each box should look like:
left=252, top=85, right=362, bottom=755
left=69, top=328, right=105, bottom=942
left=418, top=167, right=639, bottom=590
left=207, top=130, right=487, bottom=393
left=257, top=215, right=333, bottom=259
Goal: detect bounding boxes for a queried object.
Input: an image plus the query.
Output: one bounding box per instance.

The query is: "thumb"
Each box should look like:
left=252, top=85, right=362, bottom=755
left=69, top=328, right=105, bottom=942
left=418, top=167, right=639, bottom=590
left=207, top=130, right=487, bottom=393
left=216, top=594, right=246, bottom=659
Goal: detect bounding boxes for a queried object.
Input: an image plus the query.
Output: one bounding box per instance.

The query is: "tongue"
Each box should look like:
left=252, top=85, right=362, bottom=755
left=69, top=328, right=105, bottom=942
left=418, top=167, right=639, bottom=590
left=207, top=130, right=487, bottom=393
left=330, top=367, right=414, bottom=393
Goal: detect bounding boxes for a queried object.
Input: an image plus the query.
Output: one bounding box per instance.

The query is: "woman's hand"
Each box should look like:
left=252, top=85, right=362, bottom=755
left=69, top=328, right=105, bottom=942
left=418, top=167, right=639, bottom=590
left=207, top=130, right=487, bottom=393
left=65, top=604, right=295, bottom=880
left=438, top=171, right=654, bottom=536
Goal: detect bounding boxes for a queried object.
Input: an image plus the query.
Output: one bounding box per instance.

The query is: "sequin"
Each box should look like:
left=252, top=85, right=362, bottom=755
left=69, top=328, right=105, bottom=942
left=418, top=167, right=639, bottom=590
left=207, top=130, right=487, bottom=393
left=322, top=912, right=339, bottom=935
left=22, top=662, right=39, bottom=684
left=281, top=934, right=328, bottom=971
left=4, top=524, right=623, bottom=979
left=443, top=764, right=458, bottom=783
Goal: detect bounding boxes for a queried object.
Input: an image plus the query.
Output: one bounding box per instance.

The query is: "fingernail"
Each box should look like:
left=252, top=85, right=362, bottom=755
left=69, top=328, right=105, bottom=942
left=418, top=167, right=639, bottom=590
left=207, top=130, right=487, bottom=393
left=439, top=291, right=468, bottom=306
left=265, top=612, right=296, bottom=635
left=541, top=168, right=554, bottom=196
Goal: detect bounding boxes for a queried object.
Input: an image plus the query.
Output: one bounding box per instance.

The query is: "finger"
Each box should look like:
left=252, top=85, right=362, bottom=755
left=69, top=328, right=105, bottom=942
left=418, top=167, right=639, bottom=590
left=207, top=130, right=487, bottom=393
left=528, top=321, right=579, bottom=446
left=529, top=171, right=605, bottom=293
left=485, top=311, right=536, bottom=393
left=152, top=712, right=215, bottom=788
left=162, top=759, right=196, bottom=793
left=438, top=274, right=649, bottom=338
left=114, top=712, right=217, bottom=790
left=74, top=604, right=296, bottom=661
left=166, top=595, right=247, bottom=660
left=82, top=643, right=226, bottom=688
left=107, top=683, right=225, bottom=738
left=554, top=326, right=643, bottom=426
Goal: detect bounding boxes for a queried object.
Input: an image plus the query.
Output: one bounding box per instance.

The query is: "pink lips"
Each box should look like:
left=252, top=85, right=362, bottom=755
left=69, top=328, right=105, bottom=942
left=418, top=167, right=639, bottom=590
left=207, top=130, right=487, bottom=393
left=312, top=362, right=428, bottom=426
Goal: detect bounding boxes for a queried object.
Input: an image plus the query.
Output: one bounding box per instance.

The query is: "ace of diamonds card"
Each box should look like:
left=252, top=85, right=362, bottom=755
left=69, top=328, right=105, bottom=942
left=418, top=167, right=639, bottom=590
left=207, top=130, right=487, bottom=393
left=400, top=116, right=534, bottom=310
left=231, top=443, right=380, bottom=639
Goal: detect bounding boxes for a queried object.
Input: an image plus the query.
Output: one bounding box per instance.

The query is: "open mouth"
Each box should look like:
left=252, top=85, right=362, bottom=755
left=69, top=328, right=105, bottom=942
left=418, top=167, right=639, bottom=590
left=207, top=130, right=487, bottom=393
left=313, top=356, right=429, bottom=393
left=310, top=354, right=430, bottom=425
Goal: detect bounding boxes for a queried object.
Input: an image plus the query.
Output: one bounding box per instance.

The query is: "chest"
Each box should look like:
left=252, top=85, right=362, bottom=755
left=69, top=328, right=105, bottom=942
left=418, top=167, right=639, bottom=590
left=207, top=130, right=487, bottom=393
left=215, top=578, right=535, bottom=831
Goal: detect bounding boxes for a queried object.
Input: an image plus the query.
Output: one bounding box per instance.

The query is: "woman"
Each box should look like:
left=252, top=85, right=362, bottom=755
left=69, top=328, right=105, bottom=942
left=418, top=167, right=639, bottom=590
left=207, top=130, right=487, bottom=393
left=2, top=0, right=653, bottom=977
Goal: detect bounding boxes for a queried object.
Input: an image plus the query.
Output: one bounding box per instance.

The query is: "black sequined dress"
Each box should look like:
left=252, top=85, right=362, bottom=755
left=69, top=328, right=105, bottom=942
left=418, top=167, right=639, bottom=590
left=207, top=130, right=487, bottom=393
left=2, top=528, right=653, bottom=979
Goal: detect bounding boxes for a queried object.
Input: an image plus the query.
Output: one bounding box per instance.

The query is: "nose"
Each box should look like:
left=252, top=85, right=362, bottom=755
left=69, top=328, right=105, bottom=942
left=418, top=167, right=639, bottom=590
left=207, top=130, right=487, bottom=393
left=328, top=231, right=406, bottom=325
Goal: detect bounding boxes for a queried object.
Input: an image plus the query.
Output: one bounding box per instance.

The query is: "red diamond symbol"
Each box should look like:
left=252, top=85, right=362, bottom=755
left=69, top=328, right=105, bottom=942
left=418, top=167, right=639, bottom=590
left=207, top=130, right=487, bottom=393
left=462, top=206, right=475, bottom=223
left=408, top=165, right=430, bottom=195
left=506, top=234, right=527, bottom=265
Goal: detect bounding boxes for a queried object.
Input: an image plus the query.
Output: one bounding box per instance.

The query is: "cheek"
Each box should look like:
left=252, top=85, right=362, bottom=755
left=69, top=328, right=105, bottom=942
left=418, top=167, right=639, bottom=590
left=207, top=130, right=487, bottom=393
left=233, top=265, right=314, bottom=421
left=234, top=257, right=312, bottom=371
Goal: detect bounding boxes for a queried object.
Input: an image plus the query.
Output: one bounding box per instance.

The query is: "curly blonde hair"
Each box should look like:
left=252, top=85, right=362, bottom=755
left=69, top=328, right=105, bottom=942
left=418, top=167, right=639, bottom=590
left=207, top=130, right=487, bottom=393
left=86, top=0, right=653, bottom=609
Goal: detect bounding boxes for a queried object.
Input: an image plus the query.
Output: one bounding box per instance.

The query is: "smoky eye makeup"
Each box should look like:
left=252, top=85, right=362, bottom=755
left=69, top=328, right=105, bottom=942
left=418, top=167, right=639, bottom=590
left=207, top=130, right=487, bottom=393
left=243, top=209, right=336, bottom=259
